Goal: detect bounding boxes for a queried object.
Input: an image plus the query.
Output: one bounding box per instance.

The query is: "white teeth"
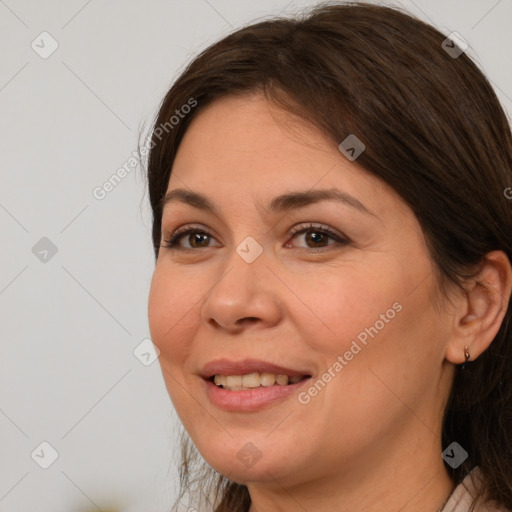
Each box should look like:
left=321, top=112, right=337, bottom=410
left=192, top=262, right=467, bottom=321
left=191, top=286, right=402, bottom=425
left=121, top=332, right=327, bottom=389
left=276, top=374, right=289, bottom=386
left=260, top=373, right=276, bottom=386
left=212, top=372, right=306, bottom=390
left=214, top=375, right=226, bottom=386
left=226, top=375, right=242, bottom=387
left=241, top=372, right=261, bottom=388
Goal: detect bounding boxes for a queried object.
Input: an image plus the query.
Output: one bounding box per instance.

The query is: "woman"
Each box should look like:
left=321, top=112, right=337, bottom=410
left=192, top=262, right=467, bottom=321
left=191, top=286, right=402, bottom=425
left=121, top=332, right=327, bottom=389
left=145, top=2, right=512, bottom=511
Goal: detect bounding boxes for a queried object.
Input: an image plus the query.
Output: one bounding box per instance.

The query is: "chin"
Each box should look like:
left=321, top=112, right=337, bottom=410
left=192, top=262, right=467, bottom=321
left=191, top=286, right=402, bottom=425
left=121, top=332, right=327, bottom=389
left=192, top=432, right=303, bottom=484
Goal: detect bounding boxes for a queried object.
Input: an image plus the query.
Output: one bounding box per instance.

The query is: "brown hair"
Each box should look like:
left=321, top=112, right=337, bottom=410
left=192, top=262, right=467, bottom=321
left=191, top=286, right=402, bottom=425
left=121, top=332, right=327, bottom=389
left=145, top=2, right=512, bottom=511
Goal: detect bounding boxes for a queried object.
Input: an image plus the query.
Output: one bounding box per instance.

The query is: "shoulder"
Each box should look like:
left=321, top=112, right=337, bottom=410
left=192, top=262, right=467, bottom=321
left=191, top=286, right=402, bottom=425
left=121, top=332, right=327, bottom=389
left=442, top=466, right=510, bottom=512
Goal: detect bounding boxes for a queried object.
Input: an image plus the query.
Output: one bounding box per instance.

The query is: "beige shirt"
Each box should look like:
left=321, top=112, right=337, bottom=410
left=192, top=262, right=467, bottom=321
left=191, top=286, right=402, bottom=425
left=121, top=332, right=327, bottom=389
left=442, top=467, right=508, bottom=512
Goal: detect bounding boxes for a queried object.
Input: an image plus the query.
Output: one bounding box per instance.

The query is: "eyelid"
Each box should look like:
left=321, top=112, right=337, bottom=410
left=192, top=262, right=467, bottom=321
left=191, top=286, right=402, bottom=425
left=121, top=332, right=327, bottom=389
left=288, top=222, right=345, bottom=239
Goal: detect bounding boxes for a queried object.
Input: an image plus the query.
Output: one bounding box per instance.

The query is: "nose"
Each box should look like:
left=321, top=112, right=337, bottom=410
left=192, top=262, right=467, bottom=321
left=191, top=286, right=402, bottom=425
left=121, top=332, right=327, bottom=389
left=200, top=246, right=283, bottom=333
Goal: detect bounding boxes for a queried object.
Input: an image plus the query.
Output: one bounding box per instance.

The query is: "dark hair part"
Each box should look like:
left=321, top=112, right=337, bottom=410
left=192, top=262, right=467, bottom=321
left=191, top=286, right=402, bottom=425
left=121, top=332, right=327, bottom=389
left=146, top=2, right=512, bottom=511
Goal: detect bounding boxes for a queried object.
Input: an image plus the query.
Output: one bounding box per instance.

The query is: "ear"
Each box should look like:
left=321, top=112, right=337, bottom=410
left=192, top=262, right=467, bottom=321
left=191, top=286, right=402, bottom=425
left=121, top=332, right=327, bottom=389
left=445, top=250, right=512, bottom=364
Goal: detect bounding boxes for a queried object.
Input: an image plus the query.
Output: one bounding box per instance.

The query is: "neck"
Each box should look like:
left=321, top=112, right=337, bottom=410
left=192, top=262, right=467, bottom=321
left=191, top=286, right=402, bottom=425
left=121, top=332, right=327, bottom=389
left=246, top=424, right=455, bottom=512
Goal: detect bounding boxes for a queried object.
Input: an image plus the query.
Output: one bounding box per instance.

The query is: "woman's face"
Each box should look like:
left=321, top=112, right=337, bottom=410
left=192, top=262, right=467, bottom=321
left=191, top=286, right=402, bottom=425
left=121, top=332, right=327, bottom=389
left=148, top=92, right=455, bottom=491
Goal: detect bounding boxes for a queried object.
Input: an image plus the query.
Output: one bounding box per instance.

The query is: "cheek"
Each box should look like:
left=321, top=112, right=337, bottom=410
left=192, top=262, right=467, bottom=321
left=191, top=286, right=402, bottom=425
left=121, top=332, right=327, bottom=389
left=292, top=262, right=435, bottom=413
left=148, top=265, right=199, bottom=366
left=148, top=266, right=204, bottom=430
left=306, top=266, right=440, bottom=426
left=292, top=265, right=403, bottom=357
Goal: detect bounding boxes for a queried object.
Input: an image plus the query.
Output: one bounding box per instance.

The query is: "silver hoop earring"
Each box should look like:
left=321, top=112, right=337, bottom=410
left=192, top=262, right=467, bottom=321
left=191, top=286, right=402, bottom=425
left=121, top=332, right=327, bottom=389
left=461, top=345, right=470, bottom=370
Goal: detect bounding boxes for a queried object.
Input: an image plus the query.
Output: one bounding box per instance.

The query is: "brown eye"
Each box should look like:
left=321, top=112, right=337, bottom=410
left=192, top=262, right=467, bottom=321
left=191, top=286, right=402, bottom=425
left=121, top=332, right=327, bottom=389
left=187, top=233, right=211, bottom=248
left=286, top=223, right=349, bottom=251
left=303, top=230, right=330, bottom=248
left=161, top=228, right=218, bottom=250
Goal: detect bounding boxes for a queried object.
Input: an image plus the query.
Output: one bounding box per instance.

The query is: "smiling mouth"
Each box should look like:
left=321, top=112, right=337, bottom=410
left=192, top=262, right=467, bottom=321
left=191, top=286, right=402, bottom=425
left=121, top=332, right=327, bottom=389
left=210, top=372, right=311, bottom=391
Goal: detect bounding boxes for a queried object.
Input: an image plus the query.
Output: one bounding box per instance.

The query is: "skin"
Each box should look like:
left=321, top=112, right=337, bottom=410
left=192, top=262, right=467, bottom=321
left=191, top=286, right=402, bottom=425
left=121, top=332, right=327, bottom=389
left=148, top=91, right=512, bottom=512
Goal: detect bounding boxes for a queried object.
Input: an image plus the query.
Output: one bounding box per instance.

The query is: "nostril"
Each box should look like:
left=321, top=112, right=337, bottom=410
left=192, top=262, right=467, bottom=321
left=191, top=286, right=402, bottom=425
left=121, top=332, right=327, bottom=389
left=235, top=317, right=260, bottom=326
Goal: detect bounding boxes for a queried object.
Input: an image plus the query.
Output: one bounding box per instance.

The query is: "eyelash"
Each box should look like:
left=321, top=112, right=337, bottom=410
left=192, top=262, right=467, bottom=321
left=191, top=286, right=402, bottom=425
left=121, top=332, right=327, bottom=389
left=160, top=223, right=349, bottom=252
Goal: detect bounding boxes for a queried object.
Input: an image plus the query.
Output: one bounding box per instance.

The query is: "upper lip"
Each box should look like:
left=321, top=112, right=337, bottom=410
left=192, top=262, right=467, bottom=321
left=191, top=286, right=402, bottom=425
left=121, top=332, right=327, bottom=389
left=200, top=358, right=311, bottom=379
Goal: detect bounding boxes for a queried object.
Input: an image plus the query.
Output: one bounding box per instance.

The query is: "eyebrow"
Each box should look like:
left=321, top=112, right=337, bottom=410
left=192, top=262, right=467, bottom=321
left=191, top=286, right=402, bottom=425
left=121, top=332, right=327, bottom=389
left=161, top=187, right=377, bottom=218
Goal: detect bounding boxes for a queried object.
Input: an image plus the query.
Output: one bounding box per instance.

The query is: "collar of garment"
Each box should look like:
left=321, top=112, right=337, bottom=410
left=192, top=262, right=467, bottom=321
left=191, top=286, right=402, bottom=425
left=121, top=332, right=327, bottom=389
left=441, top=466, right=507, bottom=512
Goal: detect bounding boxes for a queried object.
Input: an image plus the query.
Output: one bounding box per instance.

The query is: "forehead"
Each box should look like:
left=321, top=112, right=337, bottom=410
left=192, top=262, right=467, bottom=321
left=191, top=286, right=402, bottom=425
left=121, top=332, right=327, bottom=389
left=174, top=93, right=327, bottom=174
left=171, top=94, right=353, bottom=186
left=166, top=92, right=400, bottom=223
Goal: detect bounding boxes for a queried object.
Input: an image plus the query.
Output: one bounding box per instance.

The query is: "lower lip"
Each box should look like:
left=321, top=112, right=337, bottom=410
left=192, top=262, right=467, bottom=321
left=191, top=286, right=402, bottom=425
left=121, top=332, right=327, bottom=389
left=204, top=378, right=311, bottom=412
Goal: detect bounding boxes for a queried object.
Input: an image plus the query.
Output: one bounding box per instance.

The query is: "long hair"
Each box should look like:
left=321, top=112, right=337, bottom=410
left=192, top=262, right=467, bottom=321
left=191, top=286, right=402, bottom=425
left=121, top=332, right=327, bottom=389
left=145, top=3, right=512, bottom=511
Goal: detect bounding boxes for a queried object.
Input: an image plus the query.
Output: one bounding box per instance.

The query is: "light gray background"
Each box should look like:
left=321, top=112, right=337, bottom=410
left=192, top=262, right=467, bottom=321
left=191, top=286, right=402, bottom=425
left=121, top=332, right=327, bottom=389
left=1, top=1, right=510, bottom=511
